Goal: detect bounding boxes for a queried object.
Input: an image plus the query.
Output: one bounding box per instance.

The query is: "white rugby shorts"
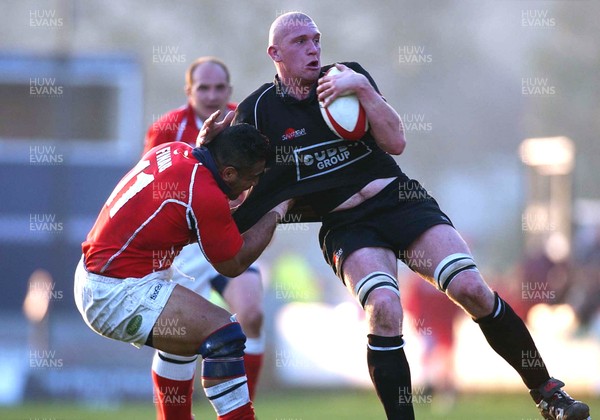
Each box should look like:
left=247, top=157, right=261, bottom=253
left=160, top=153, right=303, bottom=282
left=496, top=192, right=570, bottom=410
left=74, top=256, right=177, bottom=348
left=74, top=245, right=259, bottom=348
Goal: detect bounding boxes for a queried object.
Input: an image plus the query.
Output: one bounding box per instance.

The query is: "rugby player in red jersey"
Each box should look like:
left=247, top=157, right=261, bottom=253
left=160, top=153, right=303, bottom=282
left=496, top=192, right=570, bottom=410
left=75, top=120, right=292, bottom=420
left=144, top=57, right=267, bottom=409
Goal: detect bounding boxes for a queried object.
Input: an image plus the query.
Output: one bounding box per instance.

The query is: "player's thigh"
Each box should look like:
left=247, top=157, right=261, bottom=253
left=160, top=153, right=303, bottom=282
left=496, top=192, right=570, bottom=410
left=342, top=247, right=398, bottom=289
left=404, top=224, right=473, bottom=282
left=406, top=224, right=495, bottom=312
left=221, top=268, right=263, bottom=315
left=152, top=284, right=233, bottom=356
left=342, top=247, right=398, bottom=291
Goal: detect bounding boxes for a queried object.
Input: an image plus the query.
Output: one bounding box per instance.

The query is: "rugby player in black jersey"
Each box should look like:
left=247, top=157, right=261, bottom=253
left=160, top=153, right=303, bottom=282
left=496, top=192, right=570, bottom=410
left=202, top=12, right=591, bottom=420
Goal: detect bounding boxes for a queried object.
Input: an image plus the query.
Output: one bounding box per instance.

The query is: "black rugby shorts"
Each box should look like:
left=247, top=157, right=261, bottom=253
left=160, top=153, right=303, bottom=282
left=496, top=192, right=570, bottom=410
left=319, top=176, right=454, bottom=281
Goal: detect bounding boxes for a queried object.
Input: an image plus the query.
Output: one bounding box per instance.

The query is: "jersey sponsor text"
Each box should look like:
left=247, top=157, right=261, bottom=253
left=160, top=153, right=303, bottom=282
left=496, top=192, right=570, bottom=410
left=293, top=139, right=372, bottom=181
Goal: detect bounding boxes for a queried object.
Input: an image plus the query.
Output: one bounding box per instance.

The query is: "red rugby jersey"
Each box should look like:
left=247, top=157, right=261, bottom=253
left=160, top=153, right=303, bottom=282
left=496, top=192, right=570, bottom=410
left=82, top=142, right=243, bottom=279
left=143, top=103, right=237, bottom=154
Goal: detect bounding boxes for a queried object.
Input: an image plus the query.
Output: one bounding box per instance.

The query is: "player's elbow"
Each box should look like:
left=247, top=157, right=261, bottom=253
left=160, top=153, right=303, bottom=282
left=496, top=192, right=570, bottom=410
left=220, top=267, right=245, bottom=278
left=212, top=260, right=246, bottom=278
left=385, top=133, right=406, bottom=155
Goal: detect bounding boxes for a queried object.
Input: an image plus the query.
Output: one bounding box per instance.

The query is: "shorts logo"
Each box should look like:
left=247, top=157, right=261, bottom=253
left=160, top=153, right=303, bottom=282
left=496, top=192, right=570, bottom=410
left=149, top=284, right=163, bottom=301
left=126, top=314, right=143, bottom=336
left=333, top=248, right=343, bottom=270
left=294, top=139, right=372, bottom=181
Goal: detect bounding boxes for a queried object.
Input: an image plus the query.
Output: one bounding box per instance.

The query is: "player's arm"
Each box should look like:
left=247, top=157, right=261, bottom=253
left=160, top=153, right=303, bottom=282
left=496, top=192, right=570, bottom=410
left=210, top=200, right=292, bottom=277
left=317, top=63, right=405, bottom=155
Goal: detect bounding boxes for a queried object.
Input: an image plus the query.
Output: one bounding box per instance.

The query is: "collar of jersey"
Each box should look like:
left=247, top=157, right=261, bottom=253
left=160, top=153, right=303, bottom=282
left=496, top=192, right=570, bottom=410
left=273, top=74, right=318, bottom=104
left=191, top=146, right=232, bottom=196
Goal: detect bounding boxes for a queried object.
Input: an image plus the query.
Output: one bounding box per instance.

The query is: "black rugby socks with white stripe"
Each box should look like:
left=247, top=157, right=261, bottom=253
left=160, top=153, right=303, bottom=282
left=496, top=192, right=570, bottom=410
left=475, top=292, right=550, bottom=389
left=367, top=334, right=415, bottom=420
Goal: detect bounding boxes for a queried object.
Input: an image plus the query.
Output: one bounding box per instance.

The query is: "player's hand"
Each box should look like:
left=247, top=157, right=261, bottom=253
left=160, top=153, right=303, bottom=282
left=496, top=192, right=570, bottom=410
left=317, top=63, right=368, bottom=107
left=196, top=110, right=235, bottom=147
left=270, top=198, right=295, bottom=223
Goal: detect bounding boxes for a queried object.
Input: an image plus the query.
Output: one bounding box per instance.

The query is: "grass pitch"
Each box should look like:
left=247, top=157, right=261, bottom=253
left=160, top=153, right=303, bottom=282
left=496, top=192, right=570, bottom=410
left=1, top=389, right=597, bottom=419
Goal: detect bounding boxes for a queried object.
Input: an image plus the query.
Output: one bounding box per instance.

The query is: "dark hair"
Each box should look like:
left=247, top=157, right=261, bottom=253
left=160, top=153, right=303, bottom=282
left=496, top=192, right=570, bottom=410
left=206, top=124, right=270, bottom=172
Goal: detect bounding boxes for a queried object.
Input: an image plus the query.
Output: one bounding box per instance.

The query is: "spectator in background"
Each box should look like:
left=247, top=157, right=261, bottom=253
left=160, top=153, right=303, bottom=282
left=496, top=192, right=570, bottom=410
left=516, top=247, right=570, bottom=319
left=571, top=226, right=600, bottom=329
left=403, top=272, right=462, bottom=410
left=143, top=56, right=236, bottom=154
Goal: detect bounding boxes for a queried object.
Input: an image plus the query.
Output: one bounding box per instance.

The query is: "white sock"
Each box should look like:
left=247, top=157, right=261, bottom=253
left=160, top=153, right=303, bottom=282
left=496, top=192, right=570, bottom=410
left=244, top=335, right=265, bottom=355
left=152, top=351, right=197, bottom=380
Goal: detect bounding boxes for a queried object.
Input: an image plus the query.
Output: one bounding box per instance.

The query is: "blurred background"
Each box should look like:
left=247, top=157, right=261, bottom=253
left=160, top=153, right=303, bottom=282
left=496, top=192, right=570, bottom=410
left=1, top=0, right=599, bottom=418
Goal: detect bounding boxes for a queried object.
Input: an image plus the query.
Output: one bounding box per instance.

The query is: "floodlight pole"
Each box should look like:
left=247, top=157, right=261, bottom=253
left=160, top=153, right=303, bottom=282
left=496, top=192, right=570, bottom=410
left=519, top=137, right=575, bottom=263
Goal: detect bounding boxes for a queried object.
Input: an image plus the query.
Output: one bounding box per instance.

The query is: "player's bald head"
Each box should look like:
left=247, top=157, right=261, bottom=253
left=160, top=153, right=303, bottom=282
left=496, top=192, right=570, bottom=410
left=268, top=12, right=316, bottom=46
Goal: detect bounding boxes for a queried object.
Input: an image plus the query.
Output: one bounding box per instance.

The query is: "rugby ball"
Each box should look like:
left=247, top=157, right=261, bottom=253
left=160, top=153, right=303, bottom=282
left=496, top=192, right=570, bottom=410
left=319, top=67, right=369, bottom=141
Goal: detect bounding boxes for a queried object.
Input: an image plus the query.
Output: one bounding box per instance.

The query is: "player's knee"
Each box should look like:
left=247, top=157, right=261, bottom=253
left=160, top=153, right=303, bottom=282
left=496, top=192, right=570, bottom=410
left=354, top=272, right=402, bottom=328
left=354, top=271, right=400, bottom=309
left=198, top=320, right=246, bottom=358
left=447, top=274, right=492, bottom=309
left=197, top=321, right=246, bottom=379
left=433, top=253, right=479, bottom=292
left=364, top=287, right=403, bottom=329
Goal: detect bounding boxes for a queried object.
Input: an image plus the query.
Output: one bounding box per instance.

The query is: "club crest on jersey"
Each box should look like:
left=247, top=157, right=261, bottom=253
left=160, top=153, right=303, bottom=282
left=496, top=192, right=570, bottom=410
left=293, top=139, right=371, bottom=181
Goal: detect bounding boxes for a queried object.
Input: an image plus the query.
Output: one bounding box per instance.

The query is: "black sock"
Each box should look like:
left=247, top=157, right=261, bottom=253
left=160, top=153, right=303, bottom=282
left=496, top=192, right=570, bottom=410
left=475, top=292, right=550, bottom=389
left=367, top=334, right=415, bottom=420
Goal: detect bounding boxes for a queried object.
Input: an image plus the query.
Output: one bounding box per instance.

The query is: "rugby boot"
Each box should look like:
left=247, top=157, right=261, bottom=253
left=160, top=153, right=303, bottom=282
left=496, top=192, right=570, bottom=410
left=529, top=377, right=591, bottom=420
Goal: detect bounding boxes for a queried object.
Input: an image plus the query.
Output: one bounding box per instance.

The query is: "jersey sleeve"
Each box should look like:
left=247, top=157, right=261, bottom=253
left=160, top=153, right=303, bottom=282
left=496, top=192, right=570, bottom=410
left=191, top=181, right=243, bottom=264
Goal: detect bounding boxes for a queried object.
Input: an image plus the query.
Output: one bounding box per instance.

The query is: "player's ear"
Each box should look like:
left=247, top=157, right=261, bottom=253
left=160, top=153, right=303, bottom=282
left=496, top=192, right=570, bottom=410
left=221, top=166, right=238, bottom=182
left=184, top=83, right=192, bottom=97
left=268, top=45, right=281, bottom=62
